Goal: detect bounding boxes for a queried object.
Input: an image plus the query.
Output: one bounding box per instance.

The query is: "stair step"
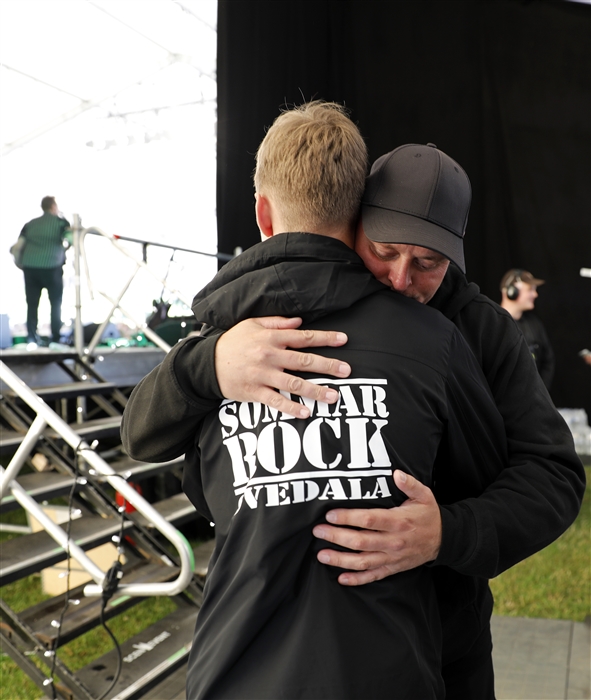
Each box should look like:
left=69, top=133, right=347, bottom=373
left=134, top=493, right=196, bottom=529
left=0, top=347, right=78, bottom=365
left=75, top=607, right=198, bottom=700
left=4, top=381, right=117, bottom=402
left=0, top=514, right=133, bottom=585
left=0, top=429, right=28, bottom=455
left=0, top=456, right=184, bottom=516
left=0, top=494, right=202, bottom=585
left=0, top=416, right=122, bottom=455
left=20, top=561, right=181, bottom=647
left=139, top=661, right=188, bottom=700
left=110, top=456, right=185, bottom=482
left=0, top=455, right=185, bottom=515
left=0, top=471, right=75, bottom=513
left=46, top=416, right=122, bottom=442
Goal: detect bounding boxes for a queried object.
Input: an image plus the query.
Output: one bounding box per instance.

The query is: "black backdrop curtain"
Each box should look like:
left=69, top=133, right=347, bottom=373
left=216, top=0, right=591, bottom=414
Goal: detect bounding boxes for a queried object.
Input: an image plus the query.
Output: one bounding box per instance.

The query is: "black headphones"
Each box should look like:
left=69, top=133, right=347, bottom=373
left=506, top=270, right=523, bottom=301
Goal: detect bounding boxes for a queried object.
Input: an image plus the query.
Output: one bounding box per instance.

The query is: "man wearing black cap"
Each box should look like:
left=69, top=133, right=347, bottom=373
left=122, top=139, right=584, bottom=698
left=307, top=145, right=582, bottom=695
left=359, top=143, right=470, bottom=274
left=500, top=268, right=555, bottom=388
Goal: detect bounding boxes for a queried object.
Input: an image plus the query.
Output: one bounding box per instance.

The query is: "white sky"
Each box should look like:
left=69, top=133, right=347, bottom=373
left=0, top=0, right=218, bottom=336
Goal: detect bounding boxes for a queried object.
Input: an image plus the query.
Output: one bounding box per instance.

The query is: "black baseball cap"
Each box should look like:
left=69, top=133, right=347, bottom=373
left=361, top=143, right=471, bottom=273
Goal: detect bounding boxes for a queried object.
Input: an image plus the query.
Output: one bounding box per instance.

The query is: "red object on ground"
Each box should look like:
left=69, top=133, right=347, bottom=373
left=115, top=481, right=142, bottom=513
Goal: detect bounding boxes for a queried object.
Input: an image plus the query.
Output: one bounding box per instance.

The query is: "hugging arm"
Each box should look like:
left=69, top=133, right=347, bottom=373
left=213, top=316, right=351, bottom=415
left=121, top=333, right=223, bottom=461
left=312, top=327, right=510, bottom=583
left=121, top=316, right=351, bottom=461
left=123, top=311, right=584, bottom=584
left=313, top=323, right=585, bottom=583
left=200, top=317, right=585, bottom=584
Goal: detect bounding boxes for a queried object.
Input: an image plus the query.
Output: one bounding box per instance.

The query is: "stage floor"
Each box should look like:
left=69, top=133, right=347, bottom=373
left=0, top=345, right=166, bottom=390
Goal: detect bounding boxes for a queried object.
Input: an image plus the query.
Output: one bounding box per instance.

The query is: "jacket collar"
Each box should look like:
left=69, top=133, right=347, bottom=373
left=428, top=264, right=480, bottom=321
left=192, top=232, right=384, bottom=329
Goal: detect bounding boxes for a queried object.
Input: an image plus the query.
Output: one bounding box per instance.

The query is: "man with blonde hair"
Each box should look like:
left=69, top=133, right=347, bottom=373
left=123, top=102, right=507, bottom=699
left=253, top=101, right=367, bottom=233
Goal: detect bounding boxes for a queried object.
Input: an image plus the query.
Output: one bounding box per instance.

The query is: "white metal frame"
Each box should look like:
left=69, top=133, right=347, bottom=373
left=0, top=361, right=194, bottom=597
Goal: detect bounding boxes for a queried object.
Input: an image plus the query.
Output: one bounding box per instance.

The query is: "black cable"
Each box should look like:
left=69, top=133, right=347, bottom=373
left=96, top=561, right=124, bottom=700
left=96, top=603, right=122, bottom=700
left=44, top=441, right=127, bottom=699
left=46, top=445, right=82, bottom=699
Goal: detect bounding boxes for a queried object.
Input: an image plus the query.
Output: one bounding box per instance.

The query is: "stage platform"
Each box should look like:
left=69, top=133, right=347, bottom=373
left=0, top=345, right=166, bottom=390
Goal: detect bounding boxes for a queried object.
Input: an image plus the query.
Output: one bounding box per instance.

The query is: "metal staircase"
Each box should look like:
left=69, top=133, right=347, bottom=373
left=0, top=350, right=213, bottom=699
left=0, top=221, right=237, bottom=698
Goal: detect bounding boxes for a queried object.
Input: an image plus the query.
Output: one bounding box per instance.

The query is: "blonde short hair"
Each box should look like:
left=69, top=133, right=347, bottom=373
left=254, top=101, right=368, bottom=231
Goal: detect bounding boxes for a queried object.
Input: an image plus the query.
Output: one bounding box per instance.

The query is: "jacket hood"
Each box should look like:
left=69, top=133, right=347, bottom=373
left=429, top=264, right=480, bottom=321
left=192, top=233, right=384, bottom=329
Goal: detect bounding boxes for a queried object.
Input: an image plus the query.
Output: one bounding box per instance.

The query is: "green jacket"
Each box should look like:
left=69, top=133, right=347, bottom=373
left=19, top=212, right=70, bottom=269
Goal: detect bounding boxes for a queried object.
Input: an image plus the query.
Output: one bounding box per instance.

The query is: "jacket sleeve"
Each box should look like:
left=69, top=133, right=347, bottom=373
left=432, top=328, right=508, bottom=577
left=434, top=305, right=585, bottom=578
left=120, top=333, right=223, bottom=462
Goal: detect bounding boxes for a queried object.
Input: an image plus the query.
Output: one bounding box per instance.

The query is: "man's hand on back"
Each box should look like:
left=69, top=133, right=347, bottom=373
left=312, top=470, right=443, bottom=585
left=214, top=316, right=352, bottom=418
left=214, top=320, right=442, bottom=583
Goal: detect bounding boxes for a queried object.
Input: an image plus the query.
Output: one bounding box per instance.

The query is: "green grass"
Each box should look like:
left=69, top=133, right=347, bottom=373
left=0, top=506, right=184, bottom=700
left=1, top=507, right=52, bottom=699
left=1, top=573, right=178, bottom=700
left=490, top=465, right=591, bottom=621
left=57, top=596, right=178, bottom=671
left=1, top=656, right=41, bottom=700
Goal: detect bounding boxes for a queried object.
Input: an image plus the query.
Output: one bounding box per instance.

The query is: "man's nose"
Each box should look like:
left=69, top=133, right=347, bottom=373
left=388, top=261, right=412, bottom=291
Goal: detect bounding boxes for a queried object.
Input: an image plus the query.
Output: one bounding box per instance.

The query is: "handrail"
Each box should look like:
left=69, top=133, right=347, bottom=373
left=1, top=467, right=107, bottom=584
left=0, top=415, right=46, bottom=501
left=0, top=361, right=194, bottom=597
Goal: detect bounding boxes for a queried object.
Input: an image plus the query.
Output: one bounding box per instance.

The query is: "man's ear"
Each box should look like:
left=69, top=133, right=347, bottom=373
left=255, top=193, right=274, bottom=239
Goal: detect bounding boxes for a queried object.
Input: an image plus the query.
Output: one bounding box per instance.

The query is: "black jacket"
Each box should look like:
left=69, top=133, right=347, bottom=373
left=516, top=311, right=555, bottom=389
left=428, top=266, right=583, bottom=575
left=125, top=234, right=510, bottom=699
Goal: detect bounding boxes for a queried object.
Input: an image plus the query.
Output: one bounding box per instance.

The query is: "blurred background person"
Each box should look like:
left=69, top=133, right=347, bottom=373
left=500, top=268, right=555, bottom=389
left=18, top=196, right=71, bottom=346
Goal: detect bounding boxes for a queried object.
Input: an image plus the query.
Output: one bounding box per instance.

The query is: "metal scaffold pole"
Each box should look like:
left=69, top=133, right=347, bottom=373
left=72, top=213, right=84, bottom=357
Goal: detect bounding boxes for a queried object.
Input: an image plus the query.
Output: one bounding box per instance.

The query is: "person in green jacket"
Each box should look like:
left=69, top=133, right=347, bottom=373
left=18, top=196, right=70, bottom=344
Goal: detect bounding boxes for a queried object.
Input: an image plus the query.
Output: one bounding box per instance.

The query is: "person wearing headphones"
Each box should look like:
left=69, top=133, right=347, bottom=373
left=500, top=269, right=555, bottom=389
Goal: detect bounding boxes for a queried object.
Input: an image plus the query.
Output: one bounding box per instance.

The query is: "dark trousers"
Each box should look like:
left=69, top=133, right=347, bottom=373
left=441, top=586, right=496, bottom=699
left=23, top=266, right=63, bottom=342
